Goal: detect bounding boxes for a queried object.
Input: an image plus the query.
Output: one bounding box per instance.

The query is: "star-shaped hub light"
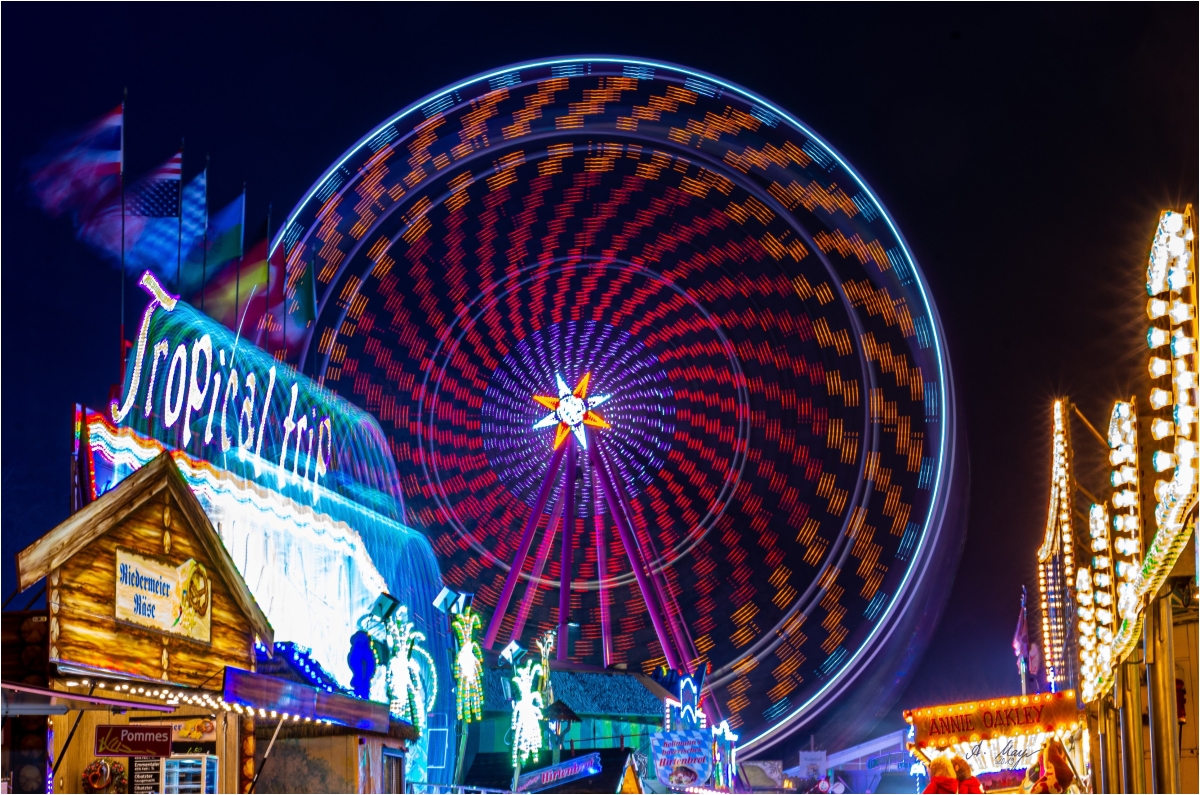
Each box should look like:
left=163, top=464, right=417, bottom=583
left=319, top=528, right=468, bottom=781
left=532, top=373, right=610, bottom=449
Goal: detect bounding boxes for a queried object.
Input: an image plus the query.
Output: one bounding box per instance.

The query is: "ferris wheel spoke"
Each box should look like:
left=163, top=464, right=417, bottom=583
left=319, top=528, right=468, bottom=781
left=510, top=487, right=566, bottom=644
left=588, top=440, right=683, bottom=670
left=558, top=444, right=578, bottom=660
left=484, top=441, right=568, bottom=649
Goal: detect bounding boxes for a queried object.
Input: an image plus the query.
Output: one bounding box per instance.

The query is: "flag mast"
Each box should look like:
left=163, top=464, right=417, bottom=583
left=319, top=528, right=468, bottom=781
left=119, top=88, right=127, bottom=389
left=235, top=182, right=245, bottom=324
left=176, top=138, right=185, bottom=289
left=265, top=203, right=272, bottom=356
left=201, top=154, right=209, bottom=312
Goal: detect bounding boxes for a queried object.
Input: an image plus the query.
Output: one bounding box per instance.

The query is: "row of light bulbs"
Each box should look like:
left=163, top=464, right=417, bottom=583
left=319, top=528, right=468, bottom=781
left=1039, top=400, right=1073, bottom=689
left=62, top=677, right=333, bottom=725
left=1077, top=206, right=1198, bottom=701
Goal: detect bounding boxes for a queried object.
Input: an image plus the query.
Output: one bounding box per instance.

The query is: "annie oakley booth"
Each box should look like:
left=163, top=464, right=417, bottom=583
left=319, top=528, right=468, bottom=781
left=4, top=273, right=456, bottom=793
left=905, top=692, right=1089, bottom=793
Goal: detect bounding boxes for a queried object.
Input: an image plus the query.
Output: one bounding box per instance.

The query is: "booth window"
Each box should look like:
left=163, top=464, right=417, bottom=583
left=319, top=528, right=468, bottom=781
left=382, top=748, right=405, bottom=795
left=161, top=755, right=218, bottom=794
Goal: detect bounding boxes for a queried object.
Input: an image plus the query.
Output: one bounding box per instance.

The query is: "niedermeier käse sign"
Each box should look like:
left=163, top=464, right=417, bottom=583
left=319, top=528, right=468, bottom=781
left=115, top=548, right=211, bottom=642
left=905, top=692, right=1081, bottom=748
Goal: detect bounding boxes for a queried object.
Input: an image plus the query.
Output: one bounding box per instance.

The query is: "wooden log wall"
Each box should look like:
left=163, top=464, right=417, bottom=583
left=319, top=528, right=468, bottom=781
left=49, top=488, right=256, bottom=687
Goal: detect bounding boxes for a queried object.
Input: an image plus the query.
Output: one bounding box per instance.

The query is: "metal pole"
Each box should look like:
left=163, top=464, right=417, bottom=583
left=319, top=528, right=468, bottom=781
left=51, top=684, right=96, bottom=778
left=1120, top=657, right=1147, bottom=793
left=594, top=492, right=612, bottom=668
left=247, top=715, right=286, bottom=793
left=1097, top=695, right=1121, bottom=794
left=1145, top=593, right=1180, bottom=793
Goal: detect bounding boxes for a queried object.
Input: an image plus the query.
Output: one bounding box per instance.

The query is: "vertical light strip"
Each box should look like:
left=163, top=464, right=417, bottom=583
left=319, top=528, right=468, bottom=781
left=1038, top=400, right=1073, bottom=690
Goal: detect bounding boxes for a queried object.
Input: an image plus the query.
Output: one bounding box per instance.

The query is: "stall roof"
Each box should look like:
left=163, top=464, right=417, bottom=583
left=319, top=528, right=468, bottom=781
left=14, top=452, right=273, bottom=647
left=1, top=681, right=176, bottom=716
left=483, top=667, right=666, bottom=719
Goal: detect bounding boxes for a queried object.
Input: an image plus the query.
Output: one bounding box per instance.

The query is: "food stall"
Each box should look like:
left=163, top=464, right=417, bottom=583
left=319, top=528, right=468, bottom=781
left=904, top=691, right=1089, bottom=793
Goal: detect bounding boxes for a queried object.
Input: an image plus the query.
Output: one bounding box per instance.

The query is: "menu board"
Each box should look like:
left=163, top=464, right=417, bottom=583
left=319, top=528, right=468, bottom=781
left=130, top=757, right=161, bottom=794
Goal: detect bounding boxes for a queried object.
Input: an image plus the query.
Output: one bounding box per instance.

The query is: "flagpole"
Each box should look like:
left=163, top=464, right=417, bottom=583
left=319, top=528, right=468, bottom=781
left=119, top=88, right=127, bottom=388
left=265, top=202, right=272, bottom=356
left=176, top=138, right=185, bottom=289
left=236, top=182, right=245, bottom=324
left=201, top=154, right=209, bottom=312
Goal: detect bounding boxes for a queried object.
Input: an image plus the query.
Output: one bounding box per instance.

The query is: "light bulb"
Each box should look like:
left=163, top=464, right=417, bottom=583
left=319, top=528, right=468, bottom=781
left=1175, top=405, right=1197, bottom=426
left=1150, top=357, right=1172, bottom=378
left=1149, top=298, right=1169, bottom=319
left=1150, top=388, right=1172, bottom=409
left=1164, top=212, right=1184, bottom=233
left=1092, top=555, right=1111, bottom=570
left=1169, top=300, right=1195, bottom=324
left=1152, top=451, right=1175, bottom=472
left=1172, top=330, right=1196, bottom=357
left=1155, top=479, right=1170, bottom=500
left=1176, top=439, right=1197, bottom=461
left=1113, top=489, right=1137, bottom=507
left=1148, top=327, right=1170, bottom=348
left=1151, top=418, right=1175, bottom=439
left=1168, top=264, right=1193, bottom=291
left=1173, top=368, right=1197, bottom=390
left=1091, top=536, right=1109, bottom=551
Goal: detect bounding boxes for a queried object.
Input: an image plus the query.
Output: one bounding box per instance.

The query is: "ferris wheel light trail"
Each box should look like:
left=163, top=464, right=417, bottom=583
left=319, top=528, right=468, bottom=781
left=483, top=440, right=568, bottom=650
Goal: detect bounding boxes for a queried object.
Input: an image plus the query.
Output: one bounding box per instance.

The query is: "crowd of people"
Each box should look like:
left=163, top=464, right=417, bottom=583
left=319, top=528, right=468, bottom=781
left=922, top=738, right=1078, bottom=794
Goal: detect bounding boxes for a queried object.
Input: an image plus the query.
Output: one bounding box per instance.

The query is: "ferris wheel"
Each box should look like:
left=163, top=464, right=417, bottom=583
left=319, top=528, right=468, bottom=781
left=278, top=57, right=963, bottom=751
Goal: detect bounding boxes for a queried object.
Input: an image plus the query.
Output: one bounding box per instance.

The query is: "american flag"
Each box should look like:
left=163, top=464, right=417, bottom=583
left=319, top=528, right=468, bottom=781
left=126, top=150, right=182, bottom=217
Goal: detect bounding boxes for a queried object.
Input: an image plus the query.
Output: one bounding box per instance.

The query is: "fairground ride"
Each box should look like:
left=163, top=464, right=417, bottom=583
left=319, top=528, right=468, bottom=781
left=270, top=57, right=967, bottom=753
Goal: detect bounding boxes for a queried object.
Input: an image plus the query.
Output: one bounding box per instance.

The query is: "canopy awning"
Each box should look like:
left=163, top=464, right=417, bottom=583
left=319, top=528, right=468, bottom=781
left=2, top=681, right=177, bottom=717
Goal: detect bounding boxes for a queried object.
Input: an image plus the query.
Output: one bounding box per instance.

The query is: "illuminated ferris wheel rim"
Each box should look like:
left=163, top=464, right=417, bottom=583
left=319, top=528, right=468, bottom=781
left=279, top=55, right=960, bottom=753
left=418, top=257, right=752, bottom=581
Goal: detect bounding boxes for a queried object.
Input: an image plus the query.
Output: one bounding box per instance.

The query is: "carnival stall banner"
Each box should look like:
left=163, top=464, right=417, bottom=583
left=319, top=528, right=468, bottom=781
left=906, top=692, right=1081, bottom=749
left=796, top=751, right=827, bottom=780
left=115, top=548, right=211, bottom=642
left=650, top=731, right=714, bottom=788
left=516, top=753, right=603, bottom=792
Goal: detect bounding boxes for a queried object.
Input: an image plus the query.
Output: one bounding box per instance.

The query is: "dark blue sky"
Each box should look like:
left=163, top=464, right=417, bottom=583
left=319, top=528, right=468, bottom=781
left=3, top=2, right=1196, bottom=754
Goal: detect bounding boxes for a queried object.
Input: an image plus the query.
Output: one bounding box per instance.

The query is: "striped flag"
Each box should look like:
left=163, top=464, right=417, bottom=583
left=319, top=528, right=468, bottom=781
left=77, top=150, right=184, bottom=275
left=27, top=104, right=123, bottom=219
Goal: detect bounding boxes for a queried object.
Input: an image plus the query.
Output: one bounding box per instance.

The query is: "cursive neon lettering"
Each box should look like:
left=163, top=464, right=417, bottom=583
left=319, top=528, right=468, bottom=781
left=111, top=272, right=178, bottom=423
left=183, top=334, right=213, bottom=446
left=163, top=345, right=188, bottom=428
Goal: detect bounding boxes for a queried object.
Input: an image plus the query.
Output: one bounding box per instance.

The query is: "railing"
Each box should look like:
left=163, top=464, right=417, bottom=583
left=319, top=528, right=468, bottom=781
left=407, top=784, right=510, bottom=794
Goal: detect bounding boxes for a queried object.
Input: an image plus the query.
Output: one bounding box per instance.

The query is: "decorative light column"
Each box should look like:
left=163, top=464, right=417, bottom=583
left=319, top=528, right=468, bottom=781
left=1038, top=400, right=1076, bottom=692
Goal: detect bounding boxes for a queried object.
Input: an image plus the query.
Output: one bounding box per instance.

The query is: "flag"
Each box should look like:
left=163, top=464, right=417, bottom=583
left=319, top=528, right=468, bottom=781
left=76, top=150, right=183, bottom=275
left=27, top=105, right=122, bottom=219
left=197, top=219, right=268, bottom=332
left=202, top=192, right=246, bottom=275
left=291, top=249, right=317, bottom=324
left=1013, top=600, right=1029, bottom=660
left=124, top=166, right=204, bottom=286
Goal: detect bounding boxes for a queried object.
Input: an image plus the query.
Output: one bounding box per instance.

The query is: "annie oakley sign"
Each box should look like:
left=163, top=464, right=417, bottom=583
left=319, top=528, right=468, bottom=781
left=111, top=272, right=332, bottom=494
left=906, top=691, right=1081, bottom=748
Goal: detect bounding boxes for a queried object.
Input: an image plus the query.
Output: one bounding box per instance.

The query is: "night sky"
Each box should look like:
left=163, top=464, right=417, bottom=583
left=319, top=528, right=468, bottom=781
left=3, top=3, right=1197, bottom=755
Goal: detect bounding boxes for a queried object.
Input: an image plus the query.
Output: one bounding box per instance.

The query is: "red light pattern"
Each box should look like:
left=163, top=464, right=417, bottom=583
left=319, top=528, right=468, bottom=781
left=277, top=60, right=950, bottom=745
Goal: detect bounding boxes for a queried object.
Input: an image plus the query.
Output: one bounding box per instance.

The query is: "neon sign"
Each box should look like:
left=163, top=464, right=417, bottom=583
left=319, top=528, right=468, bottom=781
left=111, top=272, right=404, bottom=519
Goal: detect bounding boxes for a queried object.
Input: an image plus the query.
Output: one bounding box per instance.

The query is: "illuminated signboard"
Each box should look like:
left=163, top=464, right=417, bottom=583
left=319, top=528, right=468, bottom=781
left=904, top=691, right=1083, bottom=776
left=114, top=548, right=211, bottom=643
left=110, top=272, right=404, bottom=521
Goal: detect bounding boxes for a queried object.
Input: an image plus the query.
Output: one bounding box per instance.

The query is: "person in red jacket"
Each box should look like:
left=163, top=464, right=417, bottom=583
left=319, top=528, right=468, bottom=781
left=923, top=756, right=959, bottom=794
left=951, top=755, right=984, bottom=793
